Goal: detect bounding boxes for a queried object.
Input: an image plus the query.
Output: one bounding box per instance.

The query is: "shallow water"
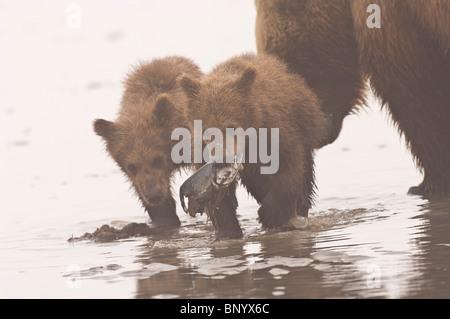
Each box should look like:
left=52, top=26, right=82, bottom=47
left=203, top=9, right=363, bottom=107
left=1, top=1, right=449, bottom=299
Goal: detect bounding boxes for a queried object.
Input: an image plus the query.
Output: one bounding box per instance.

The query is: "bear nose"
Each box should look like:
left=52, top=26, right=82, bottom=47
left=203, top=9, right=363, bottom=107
left=148, top=193, right=163, bottom=204
left=147, top=188, right=163, bottom=204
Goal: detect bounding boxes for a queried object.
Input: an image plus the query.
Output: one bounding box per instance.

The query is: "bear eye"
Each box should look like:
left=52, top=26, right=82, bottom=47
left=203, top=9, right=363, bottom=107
left=152, top=156, right=164, bottom=168
left=127, top=163, right=138, bottom=175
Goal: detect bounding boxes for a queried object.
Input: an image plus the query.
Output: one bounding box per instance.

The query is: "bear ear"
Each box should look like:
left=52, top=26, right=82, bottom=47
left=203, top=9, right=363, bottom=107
left=152, top=94, right=175, bottom=126
left=177, top=74, right=200, bottom=99
left=93, top=119, right=116, bottom=140
left=234, top=67, right=256, bottom=95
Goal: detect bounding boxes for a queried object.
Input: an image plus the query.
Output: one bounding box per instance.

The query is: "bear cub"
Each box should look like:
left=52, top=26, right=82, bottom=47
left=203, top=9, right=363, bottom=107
left=94, top=56, right=202, bottom=228
left=179, top=53, right=326, bottom=238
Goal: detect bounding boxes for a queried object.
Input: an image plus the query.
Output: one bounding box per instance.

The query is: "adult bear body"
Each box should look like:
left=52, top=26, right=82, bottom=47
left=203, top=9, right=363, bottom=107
left=255, top=0, right=450, bottom=198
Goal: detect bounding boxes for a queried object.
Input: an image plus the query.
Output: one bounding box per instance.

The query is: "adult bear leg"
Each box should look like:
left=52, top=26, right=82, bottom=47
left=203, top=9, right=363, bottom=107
left=393, top=93, right=450, bottom=199
left=351, top=0, right=450, bottom=198
left=381, top=77, right=450, bottom=198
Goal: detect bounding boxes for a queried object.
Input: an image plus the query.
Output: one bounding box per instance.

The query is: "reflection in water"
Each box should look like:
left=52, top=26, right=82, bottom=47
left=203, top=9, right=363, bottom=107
left=313, top=208, right=427, bottom=298
left=130, top=197, right=450, bottom=299
left=414, top=200, right=450, bottom=298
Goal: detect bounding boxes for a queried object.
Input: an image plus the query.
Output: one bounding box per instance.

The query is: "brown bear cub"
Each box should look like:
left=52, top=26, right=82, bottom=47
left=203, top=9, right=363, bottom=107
left=179, top=53, right=326, bottom=238
left=93, top=56, right=202, bottom=228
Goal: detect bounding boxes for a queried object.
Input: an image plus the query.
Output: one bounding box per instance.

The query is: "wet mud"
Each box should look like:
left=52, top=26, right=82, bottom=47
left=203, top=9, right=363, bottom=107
left=68, top=223, right=153, bottom=243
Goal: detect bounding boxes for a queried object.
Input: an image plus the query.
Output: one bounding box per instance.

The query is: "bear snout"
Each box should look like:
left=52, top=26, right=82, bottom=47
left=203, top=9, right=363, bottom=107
left=138, top=182, right=165, bottom=206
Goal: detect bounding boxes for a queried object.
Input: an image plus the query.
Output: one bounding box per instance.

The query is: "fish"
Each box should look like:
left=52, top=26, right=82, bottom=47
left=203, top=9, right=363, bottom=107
left=179, top=153, right=243, bottom=217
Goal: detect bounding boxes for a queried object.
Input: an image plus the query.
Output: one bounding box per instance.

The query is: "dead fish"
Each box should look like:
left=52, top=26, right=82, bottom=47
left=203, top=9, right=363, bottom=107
left=180, top=153, right=243, bottom=216
left=179, top=162, right=216, bottom=215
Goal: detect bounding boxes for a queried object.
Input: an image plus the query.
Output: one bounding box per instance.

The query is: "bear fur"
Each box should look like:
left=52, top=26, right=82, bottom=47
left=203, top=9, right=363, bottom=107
left=179, top=53, right=326, bottom=238
left=255, top=0, right=450, bottom=198
left=93, top=56, right=203, bottom=228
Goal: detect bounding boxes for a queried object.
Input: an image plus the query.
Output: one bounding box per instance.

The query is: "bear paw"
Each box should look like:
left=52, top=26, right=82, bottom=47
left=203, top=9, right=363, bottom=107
left=285, top=216, right=308, bottom=230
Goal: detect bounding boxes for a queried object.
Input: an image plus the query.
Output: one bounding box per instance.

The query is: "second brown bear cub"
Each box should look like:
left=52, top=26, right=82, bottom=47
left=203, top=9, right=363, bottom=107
left=93, top=56, right=202, bottom=228
left=179, top=53, right=326, bottom=238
